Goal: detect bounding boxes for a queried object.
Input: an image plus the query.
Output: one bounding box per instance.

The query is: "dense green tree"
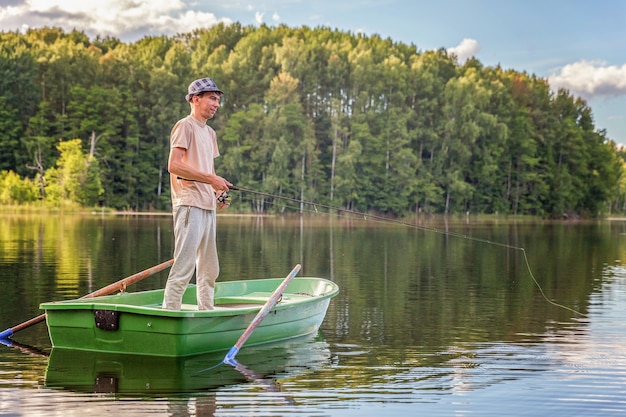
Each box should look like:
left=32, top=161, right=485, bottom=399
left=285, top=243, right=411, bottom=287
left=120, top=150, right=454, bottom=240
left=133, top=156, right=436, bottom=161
left=0, top=170, right=39, bottom=204
left=0, top=26, right=622, bottom=217
left=44, top=139, right=103, bottom=206
left=0, top=33, right=40, bottom=174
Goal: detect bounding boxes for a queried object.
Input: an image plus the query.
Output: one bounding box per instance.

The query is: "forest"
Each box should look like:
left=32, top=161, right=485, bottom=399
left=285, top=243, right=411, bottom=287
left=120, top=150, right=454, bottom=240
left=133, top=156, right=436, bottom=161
left=1, top=24, right=625, bottom=218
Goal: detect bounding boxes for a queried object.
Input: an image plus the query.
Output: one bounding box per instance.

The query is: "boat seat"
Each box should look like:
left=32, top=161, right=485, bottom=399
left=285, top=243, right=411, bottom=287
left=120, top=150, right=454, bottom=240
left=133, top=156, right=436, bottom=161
left=216, top=292, right=277, bottom=305
left=179, top=292, right=313, bottom=310
left=180, top=301, right=268, bottom=310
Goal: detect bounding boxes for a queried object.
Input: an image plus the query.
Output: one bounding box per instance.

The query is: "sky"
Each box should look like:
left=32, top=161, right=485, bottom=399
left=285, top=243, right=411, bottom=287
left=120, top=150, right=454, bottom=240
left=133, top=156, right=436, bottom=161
left=2, top=0, right=626, bottom=144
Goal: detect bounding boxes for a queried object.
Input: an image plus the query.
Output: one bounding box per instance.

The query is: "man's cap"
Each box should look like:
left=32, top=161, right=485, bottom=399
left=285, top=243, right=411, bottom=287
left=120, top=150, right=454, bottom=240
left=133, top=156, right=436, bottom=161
left=185, top=78, right=224, bottom=102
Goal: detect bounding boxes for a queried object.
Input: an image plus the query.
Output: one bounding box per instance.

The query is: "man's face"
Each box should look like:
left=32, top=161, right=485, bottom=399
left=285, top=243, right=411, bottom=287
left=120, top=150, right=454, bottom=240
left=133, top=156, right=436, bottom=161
left=195, top=92, right=221, bottom=119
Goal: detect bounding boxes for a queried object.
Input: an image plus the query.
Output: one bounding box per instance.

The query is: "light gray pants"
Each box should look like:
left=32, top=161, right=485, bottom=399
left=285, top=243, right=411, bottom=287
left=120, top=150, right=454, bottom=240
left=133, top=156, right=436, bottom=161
left=162, top=206, right=219, bottom=310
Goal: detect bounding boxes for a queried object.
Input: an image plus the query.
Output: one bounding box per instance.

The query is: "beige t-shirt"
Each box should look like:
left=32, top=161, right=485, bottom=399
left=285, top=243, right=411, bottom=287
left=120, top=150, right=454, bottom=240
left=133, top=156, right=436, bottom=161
left=169, top=115, right=220, bottom=210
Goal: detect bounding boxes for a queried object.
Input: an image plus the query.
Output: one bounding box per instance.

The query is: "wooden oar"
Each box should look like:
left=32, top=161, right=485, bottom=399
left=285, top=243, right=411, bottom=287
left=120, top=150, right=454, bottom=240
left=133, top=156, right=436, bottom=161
left=0, top=258, right=174, bottom=340
left=223, top=263, right=301, bottom=366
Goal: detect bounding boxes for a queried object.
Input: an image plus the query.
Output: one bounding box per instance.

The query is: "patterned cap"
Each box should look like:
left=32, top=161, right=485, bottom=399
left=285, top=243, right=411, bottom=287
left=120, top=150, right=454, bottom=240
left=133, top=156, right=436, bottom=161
left=185, top=78, right=224, bottom=102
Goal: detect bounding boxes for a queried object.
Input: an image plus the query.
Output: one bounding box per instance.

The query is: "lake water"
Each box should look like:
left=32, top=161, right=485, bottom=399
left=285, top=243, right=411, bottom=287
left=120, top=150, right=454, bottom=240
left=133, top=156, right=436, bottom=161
left=1, top=212, right=626, bottom=416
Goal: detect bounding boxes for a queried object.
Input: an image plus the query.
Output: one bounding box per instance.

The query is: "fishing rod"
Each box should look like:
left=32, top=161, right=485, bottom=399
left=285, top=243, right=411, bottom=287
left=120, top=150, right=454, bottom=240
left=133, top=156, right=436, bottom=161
left=179, top=177, right=585, bottom=317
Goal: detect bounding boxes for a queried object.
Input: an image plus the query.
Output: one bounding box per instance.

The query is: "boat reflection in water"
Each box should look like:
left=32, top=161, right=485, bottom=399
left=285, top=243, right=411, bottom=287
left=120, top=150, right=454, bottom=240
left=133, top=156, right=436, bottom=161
left=45, top=332, right=331, bottom=395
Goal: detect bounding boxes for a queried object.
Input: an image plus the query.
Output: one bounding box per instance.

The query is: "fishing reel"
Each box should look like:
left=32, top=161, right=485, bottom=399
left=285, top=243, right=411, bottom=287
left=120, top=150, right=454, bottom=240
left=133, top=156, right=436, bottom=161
left=217, top=191, right=231, bottom=206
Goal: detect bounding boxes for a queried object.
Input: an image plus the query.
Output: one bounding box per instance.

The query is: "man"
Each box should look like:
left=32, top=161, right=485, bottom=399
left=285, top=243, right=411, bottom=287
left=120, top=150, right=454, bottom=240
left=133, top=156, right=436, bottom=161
left=162, top=77, right=232, bottom=310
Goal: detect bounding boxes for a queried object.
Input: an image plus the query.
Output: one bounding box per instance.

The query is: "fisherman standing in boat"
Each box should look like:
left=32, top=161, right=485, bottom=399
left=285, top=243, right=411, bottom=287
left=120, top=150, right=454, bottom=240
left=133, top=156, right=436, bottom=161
left=162, top=78, right=232, bottom=310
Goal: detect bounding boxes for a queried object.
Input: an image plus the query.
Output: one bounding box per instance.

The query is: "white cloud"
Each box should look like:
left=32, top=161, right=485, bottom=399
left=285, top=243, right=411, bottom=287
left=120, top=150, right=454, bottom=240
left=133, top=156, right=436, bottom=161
left=548, top=60, right=626, bottom=99
left=447, top=38, right=479, bottom=63
left=255, top=11, right=264, bottom=24
left=0, top=0, right=230, bottom=40
left=272, top=12, right=280, bottom=22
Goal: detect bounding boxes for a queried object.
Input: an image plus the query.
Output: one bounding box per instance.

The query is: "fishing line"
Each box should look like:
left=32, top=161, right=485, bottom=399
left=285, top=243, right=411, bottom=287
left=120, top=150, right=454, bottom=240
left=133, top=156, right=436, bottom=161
left=181, top=178, right=585, bottom=317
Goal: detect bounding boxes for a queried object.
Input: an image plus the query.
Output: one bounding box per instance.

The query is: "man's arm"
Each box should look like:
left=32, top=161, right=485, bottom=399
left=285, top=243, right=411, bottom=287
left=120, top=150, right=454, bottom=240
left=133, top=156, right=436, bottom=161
left=168, top=147, right=232, bottom=192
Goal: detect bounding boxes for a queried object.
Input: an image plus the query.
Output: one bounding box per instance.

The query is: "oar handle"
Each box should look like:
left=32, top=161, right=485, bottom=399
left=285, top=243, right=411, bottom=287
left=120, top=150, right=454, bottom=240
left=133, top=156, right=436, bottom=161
left=82, top=259, right=174, bottom=299
left=223, top=264, right=301, bottom=365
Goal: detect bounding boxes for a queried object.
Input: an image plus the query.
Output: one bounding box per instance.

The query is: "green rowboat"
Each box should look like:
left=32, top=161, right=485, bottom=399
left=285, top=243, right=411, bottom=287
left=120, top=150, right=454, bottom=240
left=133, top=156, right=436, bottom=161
left=40, top=277, right=339, bottom=357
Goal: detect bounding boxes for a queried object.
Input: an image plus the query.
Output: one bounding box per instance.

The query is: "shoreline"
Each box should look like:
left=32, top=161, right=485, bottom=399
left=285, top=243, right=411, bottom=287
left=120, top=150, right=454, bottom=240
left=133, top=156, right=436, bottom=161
left=108, top=211, right=267, bottom=218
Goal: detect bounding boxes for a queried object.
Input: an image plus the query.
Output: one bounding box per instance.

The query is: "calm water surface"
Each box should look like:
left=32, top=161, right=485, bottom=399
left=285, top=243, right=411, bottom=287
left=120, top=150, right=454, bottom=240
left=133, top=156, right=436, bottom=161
left=1, top=213, right=625, bottom=416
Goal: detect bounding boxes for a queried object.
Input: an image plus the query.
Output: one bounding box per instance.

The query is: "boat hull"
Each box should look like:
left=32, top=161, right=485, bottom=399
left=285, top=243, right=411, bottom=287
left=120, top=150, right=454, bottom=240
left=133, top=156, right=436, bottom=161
left=40, top=277, right=338, bottom=357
